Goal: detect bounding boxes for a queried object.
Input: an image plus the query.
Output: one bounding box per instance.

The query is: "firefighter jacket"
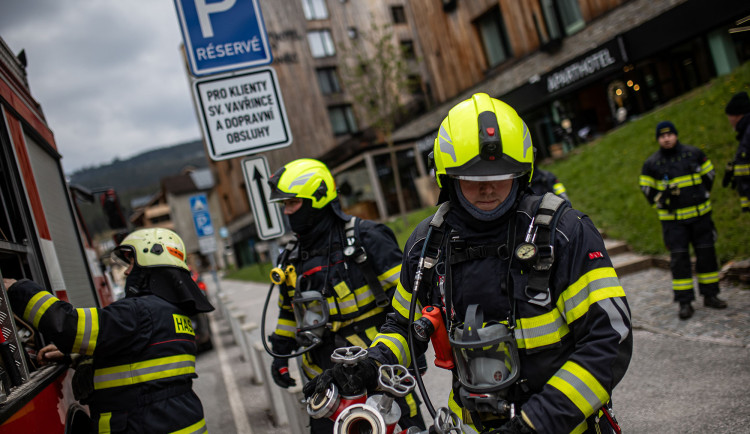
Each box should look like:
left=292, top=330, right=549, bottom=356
left=367, top=194, right=633, bottom=434
left=732, top=114, right=750, bottom=210
left=530, top=168, right=569, bottom=201
left=270, top=207, right=403, bottom=380
left=8, top=279, right=207, bottom=434
left=639, top=142, right=715, bottom=221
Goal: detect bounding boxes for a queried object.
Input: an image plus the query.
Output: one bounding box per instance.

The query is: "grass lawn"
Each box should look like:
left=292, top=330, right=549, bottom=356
left=544, top=61, right=750, bottom=263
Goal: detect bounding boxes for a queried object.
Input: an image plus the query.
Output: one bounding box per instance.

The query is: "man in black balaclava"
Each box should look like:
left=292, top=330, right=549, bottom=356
left=266, top=158, right=425, bottom=433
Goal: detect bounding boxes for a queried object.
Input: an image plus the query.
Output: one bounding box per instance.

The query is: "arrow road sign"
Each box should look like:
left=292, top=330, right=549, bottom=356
left=241, top=155, right=285, bottom=240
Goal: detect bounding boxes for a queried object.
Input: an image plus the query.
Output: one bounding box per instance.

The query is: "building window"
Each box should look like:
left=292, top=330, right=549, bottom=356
left=348, top=27, right=359, bottom=39
left=557, top=0, right=584, bottom=34
left=475, top=7, right=512, bottom=67
left=407, top=74, right=422, bottom=94
left=307, top=30, right=335, bottom=58
left=316, top=67, right=341, bottom=94
left=391, top=5, right=407, bottom=24
left=301, top=0, right=328, bottom=20
left=400, top=40, right=415, bottom=59
left=540, top=0, right=562, bottom=40
left=328, top=105, right=358, bottom=135
left=541, top=0, right=584, bottom=36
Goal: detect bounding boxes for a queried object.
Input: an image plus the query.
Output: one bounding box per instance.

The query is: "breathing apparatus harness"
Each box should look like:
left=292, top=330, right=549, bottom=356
left=406, top=193, right=569, bottom=429
left=262, top=217, right=390, bottom=359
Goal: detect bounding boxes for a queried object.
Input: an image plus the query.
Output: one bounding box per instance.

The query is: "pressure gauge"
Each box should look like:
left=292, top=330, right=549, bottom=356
left=515, top=242, right=538, bottom=262
left=343, top=245, right=356, bottom=257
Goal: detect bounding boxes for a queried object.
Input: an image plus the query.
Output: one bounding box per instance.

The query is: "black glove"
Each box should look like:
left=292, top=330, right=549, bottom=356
left=72, top=357, right=95, bottom=403
left=302, top=357, right=379, bottom=398
left=496, top=415, right=536, bottom=434
left=271, top=358, right=296, bottom=388
left=722, top=162, right=735, bottom=188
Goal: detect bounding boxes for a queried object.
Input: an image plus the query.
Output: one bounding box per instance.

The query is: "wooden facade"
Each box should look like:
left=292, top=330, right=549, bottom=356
left=408, top=0, right=627, bottom=105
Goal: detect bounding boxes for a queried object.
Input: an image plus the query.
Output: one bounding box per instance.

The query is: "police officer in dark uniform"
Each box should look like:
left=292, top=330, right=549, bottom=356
left=723, top=91, right=750, bottom=212
left=3, top=228, right=213, bottom=433
left=304, top=94, right=632, bottom=433
left=265, top=158, right=425, bottom=433
left=529, top=167, right=569, bottom=203
left=640, top=121, right=727, bottom=319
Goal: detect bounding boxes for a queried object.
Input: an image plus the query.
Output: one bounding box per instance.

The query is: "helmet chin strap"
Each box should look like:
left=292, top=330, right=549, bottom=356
left=454, top=178, right=519, bottom=221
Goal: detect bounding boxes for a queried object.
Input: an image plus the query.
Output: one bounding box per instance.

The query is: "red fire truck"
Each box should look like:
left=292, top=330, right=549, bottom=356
left=0, top=37, right=117, bottom=432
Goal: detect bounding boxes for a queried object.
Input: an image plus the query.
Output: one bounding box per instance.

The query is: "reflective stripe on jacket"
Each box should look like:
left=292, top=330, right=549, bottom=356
left=272, top=215, right=402, bottom=375
left=640, top=142, right=715, bottom=221
left=8, top=279, right=206, bottom=433
left=368, top=194, right=633, bottom=433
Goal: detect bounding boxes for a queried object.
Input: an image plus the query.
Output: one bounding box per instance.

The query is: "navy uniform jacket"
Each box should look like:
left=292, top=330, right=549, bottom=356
left=270, top=212, right=402, bottom=378
left=270, top=209, right=425, bottom=424
left=732, top=115, right=750, bottom=210
left=368, top=195, right=633, bottom=434
left=639, top=142, right=715, bottom=221
left=8, top=279, right=207, bottom=434
left=530, top=168, right=569, bottom=201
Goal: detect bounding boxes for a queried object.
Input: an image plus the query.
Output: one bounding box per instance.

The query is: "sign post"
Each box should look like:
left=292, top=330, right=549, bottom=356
left=241, top=156, right=285, bottom=240
left=193, top=67, right=292, bottom=161
left=173, top=0, right=273, bottom=76
left=188, top=193, right=223, bottom=304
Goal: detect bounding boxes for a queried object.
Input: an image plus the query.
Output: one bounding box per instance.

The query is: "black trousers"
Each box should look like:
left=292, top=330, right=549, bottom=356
left=661, top=213, right=719, bottom=303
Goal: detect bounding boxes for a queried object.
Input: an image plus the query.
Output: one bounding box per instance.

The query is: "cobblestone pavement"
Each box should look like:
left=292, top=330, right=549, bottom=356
left=619, top=267, right=750, bottom=348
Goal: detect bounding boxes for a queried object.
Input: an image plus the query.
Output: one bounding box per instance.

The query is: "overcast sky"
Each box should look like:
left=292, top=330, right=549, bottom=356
left=1, top=1, right=202, bottom=173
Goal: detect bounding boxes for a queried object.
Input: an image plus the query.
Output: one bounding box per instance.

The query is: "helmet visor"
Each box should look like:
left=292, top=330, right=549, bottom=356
left=112, top=245, right=135, bottom=268
left=452, top=173, right=525, bottom=182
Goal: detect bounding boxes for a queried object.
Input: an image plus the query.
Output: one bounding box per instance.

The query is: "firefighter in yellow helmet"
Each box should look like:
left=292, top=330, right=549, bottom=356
left=3, top=228, right=213, bottom=433
left=266, top=158, right=425, bottom=433
left=303, top=94, right=632, bottom=433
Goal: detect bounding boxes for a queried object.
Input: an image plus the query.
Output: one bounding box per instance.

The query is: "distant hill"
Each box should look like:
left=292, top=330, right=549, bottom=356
left=69, top=139, right=209, bottom=236
left=69, top=139, right=208, bottom=193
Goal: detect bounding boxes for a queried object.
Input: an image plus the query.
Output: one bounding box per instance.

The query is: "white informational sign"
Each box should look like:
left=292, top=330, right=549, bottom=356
left=198, top=236, right=218, bottom=255
left=241, top=155, right=285, bottom=240
left=173, top=0, right=273, bottom=76
left=193, top=67, right=292, bottom=161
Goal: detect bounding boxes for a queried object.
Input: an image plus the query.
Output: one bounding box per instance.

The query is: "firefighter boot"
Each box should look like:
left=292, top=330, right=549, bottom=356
left=678, top=302, right=694, bottom=320
left=703, top=295, right=727, bottom=309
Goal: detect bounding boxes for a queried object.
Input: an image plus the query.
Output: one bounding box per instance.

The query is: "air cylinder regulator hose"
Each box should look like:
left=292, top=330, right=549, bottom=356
left=260, top=248, right=318, bottom=359
left=407, top=226, right=438, bottom=419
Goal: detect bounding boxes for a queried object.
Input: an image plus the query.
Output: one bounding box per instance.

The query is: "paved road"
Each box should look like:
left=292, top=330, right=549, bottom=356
left=194, top=266, right=750, bottom=433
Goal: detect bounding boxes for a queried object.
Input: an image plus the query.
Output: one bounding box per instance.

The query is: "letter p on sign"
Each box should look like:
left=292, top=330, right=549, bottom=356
left=195, top=0, right=237, bottom=38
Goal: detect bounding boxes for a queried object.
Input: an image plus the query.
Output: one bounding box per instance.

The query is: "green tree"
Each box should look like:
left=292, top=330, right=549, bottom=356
left=338, top=22, right=412, bottom=223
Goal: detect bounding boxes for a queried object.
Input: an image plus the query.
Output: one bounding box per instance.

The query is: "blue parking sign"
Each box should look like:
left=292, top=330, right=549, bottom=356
left=174, top=0, right=272, bottom=76
left=190, top=194, right=215, bottom=237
